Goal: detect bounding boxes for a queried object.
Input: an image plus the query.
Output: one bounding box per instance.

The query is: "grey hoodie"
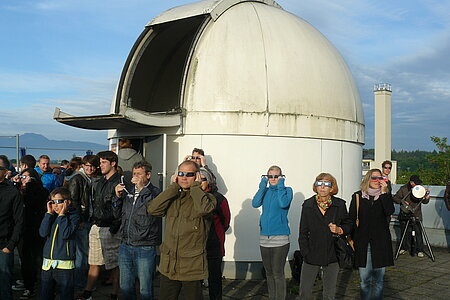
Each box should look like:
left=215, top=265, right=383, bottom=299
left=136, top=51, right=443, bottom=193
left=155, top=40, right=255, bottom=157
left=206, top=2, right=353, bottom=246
left=118, top=148, right=144, bottom=190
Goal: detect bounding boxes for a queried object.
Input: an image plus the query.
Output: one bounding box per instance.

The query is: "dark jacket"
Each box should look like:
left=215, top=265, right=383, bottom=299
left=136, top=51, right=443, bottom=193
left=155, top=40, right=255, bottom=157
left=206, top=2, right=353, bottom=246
left=349, top=191, right=394, bottom=268
left=67, top=170, right=94, bottom=222
left=206, top=191, right=231, bottom=258
left=39, top=208, right=80, bottom=261
left=18, top=179, right=48, bottom=230
left=0, top=182, right=24, bottom=251
left=147, top=182, right=216, bottom=281
left=393, top=183, right=429, bottom=220
left=299, top=195, right=352, bottom=266
left=445, top=181, right=450, bottom=211
left=113, top=183, right=162, bottom=246
left=91, top=172, right=121, bottom=233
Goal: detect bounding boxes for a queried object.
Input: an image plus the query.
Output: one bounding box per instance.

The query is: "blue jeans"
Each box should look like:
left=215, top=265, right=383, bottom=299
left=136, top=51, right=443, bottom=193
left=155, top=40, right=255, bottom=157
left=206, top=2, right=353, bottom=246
left=41, top=268, right=74, bottom=300
left=0, top=251, right=14, bottom=300
left=74, top=223, right=91, bottom=289
left=119, top=244, right=157, bottom=300
left=359, top=244, right=385, bottom=300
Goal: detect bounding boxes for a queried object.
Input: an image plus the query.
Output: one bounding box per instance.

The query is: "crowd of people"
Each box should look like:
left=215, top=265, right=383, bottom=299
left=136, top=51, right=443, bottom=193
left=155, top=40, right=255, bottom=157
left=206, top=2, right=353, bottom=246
left=0, top=147, right=442, bottom=300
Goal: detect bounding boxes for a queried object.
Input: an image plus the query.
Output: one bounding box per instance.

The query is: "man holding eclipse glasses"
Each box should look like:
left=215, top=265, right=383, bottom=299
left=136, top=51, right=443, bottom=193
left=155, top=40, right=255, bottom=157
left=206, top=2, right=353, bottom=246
left=147, top=160, right=216, bottom=300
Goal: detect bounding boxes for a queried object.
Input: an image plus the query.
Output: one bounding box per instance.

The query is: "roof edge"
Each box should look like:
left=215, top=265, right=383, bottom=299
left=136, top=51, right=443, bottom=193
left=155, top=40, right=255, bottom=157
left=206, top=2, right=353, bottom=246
left=147, top=0, right=282, bottom=26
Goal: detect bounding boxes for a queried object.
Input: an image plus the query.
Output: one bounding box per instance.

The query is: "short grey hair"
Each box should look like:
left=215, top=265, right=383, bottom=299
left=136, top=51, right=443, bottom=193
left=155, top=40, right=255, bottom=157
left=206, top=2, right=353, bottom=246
left=199, top=167, right=214, bottom=184
left=133, top=160, right=152, bottom=173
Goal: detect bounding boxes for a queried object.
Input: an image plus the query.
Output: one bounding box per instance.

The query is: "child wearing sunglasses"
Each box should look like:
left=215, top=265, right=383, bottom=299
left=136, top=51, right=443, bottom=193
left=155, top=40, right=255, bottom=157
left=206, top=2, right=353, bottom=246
left=39, top=187, right=80, bottom=300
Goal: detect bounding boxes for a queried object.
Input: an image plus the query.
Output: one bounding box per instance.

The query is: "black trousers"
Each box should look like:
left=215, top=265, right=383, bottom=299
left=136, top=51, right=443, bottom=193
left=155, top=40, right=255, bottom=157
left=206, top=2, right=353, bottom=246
left=159, top=274, right=203, bottom=300
left=207, top=256, right=223, bottom=300
left=18, top=231, right=44, bottom=291
left=400, top=220, right=424, bottom=253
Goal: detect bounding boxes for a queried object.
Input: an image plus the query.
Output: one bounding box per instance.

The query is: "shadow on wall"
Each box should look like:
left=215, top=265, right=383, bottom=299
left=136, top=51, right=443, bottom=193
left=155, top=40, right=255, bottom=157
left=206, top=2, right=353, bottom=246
left=206, top=155, right=228, bottom=194
left=233, top=198, right=262, bottom=279
left=288, top=192, right=305, bottom=259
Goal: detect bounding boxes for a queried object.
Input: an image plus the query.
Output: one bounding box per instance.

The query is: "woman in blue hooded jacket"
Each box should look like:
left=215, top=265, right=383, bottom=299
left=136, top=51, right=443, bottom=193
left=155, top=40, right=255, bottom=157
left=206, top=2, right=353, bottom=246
left=252, top=165, right=293, bottom=300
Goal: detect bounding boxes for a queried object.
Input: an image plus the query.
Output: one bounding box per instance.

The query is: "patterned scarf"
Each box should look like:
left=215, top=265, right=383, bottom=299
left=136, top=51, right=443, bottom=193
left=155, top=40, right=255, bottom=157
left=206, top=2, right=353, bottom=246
left=316, top=194, right=332, bottom=211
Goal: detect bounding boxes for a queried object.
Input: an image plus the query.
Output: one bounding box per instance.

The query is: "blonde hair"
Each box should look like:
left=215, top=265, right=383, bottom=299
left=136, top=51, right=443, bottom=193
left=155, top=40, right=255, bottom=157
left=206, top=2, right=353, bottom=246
left=360, top=168, right=382, bottom=192
left=267, top=165, right=282, bottom=175
left=313, top=173, right=338, bottom=195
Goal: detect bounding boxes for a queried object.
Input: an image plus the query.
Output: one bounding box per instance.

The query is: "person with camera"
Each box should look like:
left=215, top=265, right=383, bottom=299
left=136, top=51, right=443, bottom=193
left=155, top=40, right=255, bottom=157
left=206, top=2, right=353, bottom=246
left=350, top=169, right=394, bottom=300
left=298, top=173, right=352, bottom=300
left=252, top=165, right=293, bottom=300
left=0, top=158, right=24, bottom=300
left=113, top=160, right=161, bottom=300
left=12, top=168, right=48, bottom=299
left=147, top=160, right=216, bottom=300
left=393, top=175, right=430, bottom=257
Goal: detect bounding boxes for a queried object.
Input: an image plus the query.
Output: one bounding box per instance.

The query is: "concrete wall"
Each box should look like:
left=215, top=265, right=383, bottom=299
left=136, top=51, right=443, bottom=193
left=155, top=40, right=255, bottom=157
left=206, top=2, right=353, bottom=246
left=165, top=134, right=362, bottom=279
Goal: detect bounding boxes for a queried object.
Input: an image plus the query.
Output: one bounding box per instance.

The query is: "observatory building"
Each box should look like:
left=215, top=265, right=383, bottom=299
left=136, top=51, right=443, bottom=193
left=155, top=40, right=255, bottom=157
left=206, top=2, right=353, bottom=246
left=55, top=0, right=365, bottom=278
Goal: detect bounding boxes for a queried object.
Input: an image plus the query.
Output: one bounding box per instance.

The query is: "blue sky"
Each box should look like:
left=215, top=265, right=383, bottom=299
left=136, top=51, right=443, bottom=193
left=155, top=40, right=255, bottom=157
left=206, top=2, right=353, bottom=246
left=0, top=0, right=449, bottom=150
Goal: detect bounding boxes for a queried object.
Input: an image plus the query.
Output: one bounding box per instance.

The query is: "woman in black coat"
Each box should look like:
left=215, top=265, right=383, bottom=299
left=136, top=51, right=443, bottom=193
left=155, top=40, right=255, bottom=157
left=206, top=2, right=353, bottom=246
left=298, top=173, right=352, bottom=300
left=349, top=168, right=394, bottom=300
left=13, top=168, right=48, bottom=297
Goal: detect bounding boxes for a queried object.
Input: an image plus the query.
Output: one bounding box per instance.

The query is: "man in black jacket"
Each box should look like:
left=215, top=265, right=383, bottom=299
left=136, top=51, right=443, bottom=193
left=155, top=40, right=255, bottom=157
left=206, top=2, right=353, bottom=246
left=77, top=151, right=120, bottom=300
left=67, top=154, right=100, bottom=291
left=0, top=158, right=24, bottom=300
left=393, top=175, right=430, bottom=257
left=113, top=160, right=161, bottom=300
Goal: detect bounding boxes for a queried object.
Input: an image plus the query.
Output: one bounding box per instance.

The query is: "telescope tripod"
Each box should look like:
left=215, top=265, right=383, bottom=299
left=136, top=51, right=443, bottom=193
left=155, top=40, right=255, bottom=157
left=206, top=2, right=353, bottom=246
left=395, top=217, right=435, bottom=261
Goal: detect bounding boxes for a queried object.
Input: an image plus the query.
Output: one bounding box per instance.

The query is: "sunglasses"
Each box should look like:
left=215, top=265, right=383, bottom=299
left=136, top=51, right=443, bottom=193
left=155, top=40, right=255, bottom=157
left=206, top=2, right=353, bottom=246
left=383, top=166, right=392, bottom=170
left=370, top=176, right=388, bottom=181
left=0, top=166, right=7, bottom=170
left=49, top=200, right=66, bottom=204
left=315, top=181, right=332, bottom=187
left=177, top=171, right=196, bottom=177
left=190, top=156, right=201, bottom=160
left=201, top=177, right=208, bottom=182
left=262, top=175, right=285, bottom=179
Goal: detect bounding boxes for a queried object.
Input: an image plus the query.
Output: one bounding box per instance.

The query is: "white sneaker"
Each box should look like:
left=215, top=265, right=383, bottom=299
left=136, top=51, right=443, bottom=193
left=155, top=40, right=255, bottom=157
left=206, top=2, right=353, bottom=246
left=20, top=289, right=36, bottom=299
left=399, top=249, right=407, bottom=255
left=12, top=282, right=25, bottom=291
left=417, top=252, right=424, bottom=258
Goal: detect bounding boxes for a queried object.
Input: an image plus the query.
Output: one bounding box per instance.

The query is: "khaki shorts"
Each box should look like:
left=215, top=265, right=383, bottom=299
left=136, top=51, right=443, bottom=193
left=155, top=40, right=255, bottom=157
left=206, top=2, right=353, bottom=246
left=88, top=224, right=104, bottom=266
left=99, top=227, right=121, bottom=270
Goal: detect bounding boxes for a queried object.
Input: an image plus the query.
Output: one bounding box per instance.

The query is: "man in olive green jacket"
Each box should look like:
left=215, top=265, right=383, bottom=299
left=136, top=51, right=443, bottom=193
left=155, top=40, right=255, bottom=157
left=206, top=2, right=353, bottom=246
left=148, top=160, right=216, bottom=299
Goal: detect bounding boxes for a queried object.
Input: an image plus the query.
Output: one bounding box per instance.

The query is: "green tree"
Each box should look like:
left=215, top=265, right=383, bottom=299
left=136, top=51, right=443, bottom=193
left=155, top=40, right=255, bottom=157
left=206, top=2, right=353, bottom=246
left=426, top=136, right=450, bottom=185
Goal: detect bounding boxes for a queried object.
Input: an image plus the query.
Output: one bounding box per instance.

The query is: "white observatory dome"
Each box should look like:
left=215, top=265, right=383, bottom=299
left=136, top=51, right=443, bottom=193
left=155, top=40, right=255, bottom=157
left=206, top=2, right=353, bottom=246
left=181, top=1, right=364, bottom=143
left=54, top=1, right=366, bottom=276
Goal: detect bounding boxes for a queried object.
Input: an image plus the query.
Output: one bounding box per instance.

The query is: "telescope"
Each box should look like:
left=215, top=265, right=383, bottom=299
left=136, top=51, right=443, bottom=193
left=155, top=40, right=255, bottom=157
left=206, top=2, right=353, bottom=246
left=400, top=185, right=428, bottom=214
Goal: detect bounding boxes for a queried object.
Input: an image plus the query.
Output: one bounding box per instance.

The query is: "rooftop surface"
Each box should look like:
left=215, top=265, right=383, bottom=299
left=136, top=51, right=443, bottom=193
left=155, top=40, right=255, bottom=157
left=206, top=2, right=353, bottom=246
left=12, top=246, right=450, bottom=299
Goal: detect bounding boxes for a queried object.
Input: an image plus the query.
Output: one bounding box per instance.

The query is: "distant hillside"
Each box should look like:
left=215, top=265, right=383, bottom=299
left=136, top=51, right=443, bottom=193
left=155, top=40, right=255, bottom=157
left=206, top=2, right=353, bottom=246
left=0, top=133, right=108, bottom=161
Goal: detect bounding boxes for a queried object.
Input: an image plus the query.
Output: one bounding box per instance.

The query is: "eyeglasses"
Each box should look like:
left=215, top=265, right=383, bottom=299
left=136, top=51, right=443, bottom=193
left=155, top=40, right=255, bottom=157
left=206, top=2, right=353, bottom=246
left=262, top=175, right=285, bottom=179
left=370, top=176, right=387, bottom=182
left=315, top=181, right=332, bottom=187
left=201, top=177, right=208, bottom=182
left=49, top=200, right=66, bottom=204
left=383, top=166, right=392, bottom=169
left=177, top=171, right=196, bottom=177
